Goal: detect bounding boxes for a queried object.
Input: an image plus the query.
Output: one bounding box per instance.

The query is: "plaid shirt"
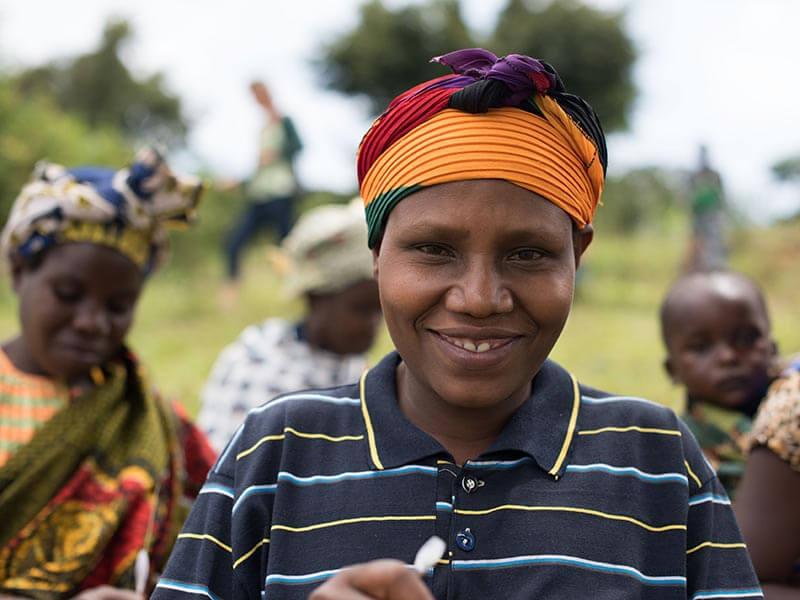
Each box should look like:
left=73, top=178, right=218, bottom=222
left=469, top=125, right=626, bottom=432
left=197, top=319, right=366, bottom=452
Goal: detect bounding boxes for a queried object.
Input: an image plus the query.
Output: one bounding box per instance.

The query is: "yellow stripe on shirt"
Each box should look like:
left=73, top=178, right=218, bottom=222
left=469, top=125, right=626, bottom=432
left=686, top=541, right=747, bottom=555
left=578, top=426, right=682, bottom=437
left=454, top=504, right=685, bottom=533
left=233, top=537, right=271, bottom=569
left=236, top=427, right=364, bottom=460
left=359, top=369, right=384, bottom=470
left=684, top=460, right=703, bottom=488
left=177, top=533, right=232, bottom=553
left=548, top=373, right=580, bottom=476
left=272, top=514, right=435, bottom=534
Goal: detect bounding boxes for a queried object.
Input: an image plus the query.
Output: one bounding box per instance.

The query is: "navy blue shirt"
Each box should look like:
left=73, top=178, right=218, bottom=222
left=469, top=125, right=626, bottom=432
left=154, top=353, right=760, bottom=600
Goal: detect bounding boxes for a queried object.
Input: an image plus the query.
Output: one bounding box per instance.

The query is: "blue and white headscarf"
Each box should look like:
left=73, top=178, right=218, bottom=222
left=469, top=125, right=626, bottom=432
left=1, top=147, right=203, bottom=273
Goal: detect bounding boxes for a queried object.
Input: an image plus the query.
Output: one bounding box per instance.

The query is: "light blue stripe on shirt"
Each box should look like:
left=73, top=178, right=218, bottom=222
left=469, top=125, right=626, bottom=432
left=276, top=465, right=437, bottom=487
left=251, top=393, right=361, bottom=416
left=688, top=493, right=731, bottom=507
left=691, top=588, right=764, bottom=599
left=581, top=395, right=662, bottom=408
left=467, top=457, right=534, bottom=470
left=436, top=501, right=453, bottom=513
left=566, top=463, right=688, bottom=485
left=198, top=483, right=235, bottom=499
left=232, top=484, right=278, bottom=514
left=156, top=579, right=223, bottom=600
left=266, top=567, right=344, bottom=586
left=452, top=554, right=686, bottom=586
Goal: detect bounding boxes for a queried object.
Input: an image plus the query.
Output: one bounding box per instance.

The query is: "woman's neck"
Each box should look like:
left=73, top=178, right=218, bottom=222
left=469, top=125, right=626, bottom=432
left=395, top=362, right=530, bottom=466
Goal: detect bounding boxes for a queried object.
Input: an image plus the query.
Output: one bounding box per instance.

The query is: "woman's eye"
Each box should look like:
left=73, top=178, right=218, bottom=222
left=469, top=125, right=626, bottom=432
left=508, top=248, right=543, bottom=262
left=416, top=244, right=452, bottom=257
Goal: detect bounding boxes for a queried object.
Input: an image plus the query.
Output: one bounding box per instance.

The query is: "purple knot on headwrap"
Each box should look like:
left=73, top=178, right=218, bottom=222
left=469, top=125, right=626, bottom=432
left=432, top=48, right=559, bottom=106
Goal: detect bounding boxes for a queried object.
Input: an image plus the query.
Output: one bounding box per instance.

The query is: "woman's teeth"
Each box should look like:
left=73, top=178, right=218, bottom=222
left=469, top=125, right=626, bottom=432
left=442, top=335, right=500, bottom=353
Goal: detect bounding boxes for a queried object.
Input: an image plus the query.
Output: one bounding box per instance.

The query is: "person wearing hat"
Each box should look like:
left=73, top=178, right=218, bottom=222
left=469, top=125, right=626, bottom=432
left=0, top=148, right=216, bottom=598
left=198, top=199, right=382, bottom=452
left=155, top=50, right=759, bottom=600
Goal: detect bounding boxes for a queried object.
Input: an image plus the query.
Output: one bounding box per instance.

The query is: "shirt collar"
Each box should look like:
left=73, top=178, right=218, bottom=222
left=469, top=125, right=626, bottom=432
left=360, top=352, right=580, bottom=478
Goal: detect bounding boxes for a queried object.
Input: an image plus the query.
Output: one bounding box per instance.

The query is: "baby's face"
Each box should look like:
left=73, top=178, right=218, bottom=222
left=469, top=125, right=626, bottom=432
left=665, top=289, right=775, bottom=410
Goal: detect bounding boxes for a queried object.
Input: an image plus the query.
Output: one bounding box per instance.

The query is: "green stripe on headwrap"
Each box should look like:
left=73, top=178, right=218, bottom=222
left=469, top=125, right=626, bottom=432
left=365, top=184, right=423, bottom=248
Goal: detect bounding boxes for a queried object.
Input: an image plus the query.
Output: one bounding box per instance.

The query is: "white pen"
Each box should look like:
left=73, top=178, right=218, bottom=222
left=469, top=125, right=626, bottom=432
left=134, top=549, right=150, bottom=595
left=413, top=536, right=447, bottom=574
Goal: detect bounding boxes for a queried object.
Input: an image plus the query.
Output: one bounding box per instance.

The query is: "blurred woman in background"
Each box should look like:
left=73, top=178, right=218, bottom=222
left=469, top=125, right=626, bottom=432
left=199, top=198, right=381, bottom=452
left=0, top=148, right=215, bottom=599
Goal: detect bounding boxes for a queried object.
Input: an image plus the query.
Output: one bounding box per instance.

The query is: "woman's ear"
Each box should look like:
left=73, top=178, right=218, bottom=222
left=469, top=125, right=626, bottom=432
left=573, top=224, right=594, bottom=268
left=371, top=244, right=381, bottom=280
left=10, top=257, right=25, bottom=294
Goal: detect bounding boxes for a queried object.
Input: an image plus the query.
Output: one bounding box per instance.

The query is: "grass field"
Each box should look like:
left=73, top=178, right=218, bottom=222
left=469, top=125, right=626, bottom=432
left=1, top=218, right=798, bottom=415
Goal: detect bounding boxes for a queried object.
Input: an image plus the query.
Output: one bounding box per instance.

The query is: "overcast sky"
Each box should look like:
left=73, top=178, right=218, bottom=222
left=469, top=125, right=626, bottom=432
left=1, top=0, right=798, bottom=220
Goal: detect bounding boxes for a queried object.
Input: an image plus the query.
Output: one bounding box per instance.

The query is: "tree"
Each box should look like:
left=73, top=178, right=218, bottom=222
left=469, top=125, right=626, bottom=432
left=317, top=0, right=473, bottom=115
left=594, top=167, right=684, bottom=233
left=772, top=155, right=800, bottom=182
left=490, top=0, right=636, bottom=132
left=317, top=0, right=637, bottom=130
left=15, top=20, right=187, bottom=146
left=0, top=77, right=131, bottom=220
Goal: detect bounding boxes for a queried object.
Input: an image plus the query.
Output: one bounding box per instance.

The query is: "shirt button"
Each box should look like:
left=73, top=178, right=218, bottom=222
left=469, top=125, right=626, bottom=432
left=461, top=476, right=483, bottom=493
left=456, top=528, right=476, bottom=552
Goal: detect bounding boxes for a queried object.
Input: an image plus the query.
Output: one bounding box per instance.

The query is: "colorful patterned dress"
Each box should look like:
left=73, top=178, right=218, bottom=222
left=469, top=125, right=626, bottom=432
left=0, top=349, right=216, bottom=598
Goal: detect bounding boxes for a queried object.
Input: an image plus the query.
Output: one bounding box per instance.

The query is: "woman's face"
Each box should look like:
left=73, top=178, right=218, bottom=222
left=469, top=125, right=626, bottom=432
left=308, top=279, right=382, bottom=356
left=11, top=242, right=145, bottom=381
left=374, top=180, right=591, bottom=409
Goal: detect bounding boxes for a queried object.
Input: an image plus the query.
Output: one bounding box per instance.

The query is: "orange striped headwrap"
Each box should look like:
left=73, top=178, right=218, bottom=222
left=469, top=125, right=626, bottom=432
left=357, top=48, right=607, bottom=247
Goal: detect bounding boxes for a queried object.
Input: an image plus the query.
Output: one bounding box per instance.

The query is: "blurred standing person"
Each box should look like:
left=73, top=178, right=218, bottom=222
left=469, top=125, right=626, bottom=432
left=222, top=81, right=302, bottom=305
left=687, top=145, right=727, bottom=271
left=199, top=199, right=381, bottom=452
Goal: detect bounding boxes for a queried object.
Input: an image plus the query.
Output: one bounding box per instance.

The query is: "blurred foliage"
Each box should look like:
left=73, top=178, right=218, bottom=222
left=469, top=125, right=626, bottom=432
left=595, top=167, right=686, bottom=233
left=318, top=0, right=472, bottom=115
left=490, top=0, right=636, bottom=132
left=318, top=0, right=636, bottom=131
left=14, top=20, right=187, bottom=146
left=772, top=155, right=800, bottom=182
left=0, top=77, right=131, bottom=219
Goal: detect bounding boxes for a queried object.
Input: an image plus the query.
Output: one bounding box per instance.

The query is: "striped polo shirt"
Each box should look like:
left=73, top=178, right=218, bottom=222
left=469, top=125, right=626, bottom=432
left=154, top=352, right=761, bottom=600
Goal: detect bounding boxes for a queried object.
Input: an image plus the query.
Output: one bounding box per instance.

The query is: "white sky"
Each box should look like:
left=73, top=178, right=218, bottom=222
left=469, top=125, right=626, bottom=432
left=1, top=0, right=798, bottom=220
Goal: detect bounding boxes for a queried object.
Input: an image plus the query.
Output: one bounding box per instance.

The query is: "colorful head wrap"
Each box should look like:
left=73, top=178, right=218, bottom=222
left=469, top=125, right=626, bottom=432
left=1, top=147, right=203, bottom=273
left=275, top=198, right=374, bottom=297
left=357, top=48, right=607, bottom=247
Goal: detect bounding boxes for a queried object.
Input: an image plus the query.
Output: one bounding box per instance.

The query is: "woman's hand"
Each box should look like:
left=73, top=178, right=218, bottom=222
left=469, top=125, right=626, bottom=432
left=73, top=586, right=143, bottom=600
left=309, top=560, right=434, bottom=600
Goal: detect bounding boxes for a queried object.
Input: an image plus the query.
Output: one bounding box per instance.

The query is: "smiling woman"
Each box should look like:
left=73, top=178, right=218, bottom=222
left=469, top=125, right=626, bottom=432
left=0, top=149, right=216, bottom=598
left=155, top=49, right=761, bottom=600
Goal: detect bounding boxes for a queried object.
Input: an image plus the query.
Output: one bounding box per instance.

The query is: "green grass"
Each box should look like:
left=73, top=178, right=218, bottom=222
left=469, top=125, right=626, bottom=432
left=2, top=219, right=799, bottom=416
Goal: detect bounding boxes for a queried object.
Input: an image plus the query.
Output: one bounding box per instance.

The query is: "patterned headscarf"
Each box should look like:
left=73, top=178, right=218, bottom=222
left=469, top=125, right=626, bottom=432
left=275, top=198, right=374, bottom=297
left=357, top=48, right=607, bottom=247
left=1, top=147, right=203, bottom=273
